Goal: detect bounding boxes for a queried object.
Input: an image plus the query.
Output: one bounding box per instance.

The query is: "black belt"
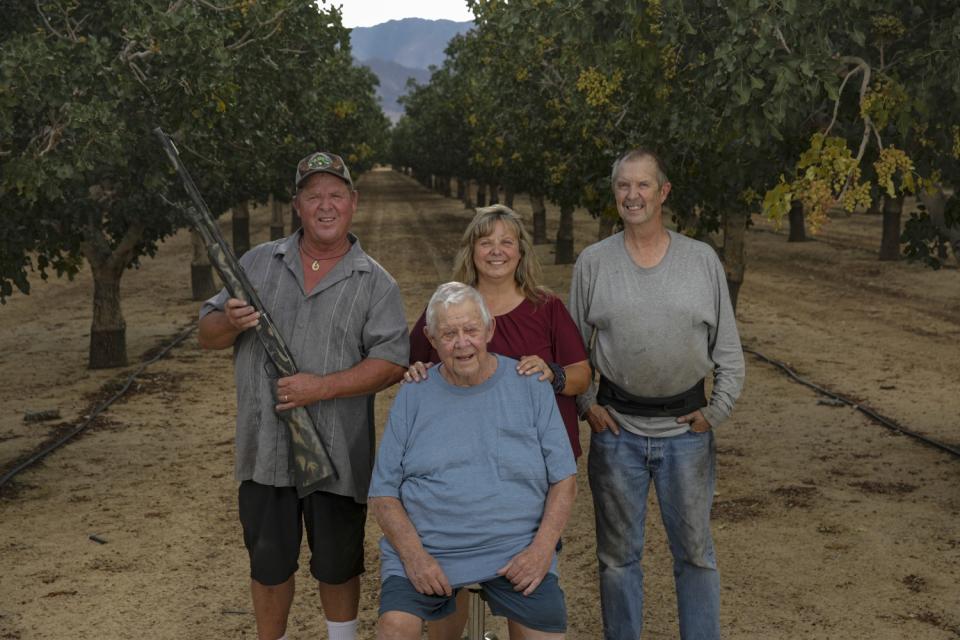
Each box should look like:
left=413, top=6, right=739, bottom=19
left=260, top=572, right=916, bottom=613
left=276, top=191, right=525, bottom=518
left=597, top=376, right=706, bottom=418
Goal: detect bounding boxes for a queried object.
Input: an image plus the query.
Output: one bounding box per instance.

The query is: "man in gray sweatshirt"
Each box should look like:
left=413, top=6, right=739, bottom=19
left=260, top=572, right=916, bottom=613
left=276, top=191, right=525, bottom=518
left=569, top=148, right=745, bottom=640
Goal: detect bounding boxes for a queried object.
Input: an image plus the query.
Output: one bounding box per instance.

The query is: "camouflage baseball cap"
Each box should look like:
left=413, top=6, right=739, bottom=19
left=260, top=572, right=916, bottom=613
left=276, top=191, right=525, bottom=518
left=295, top=151, right=353, bottom=189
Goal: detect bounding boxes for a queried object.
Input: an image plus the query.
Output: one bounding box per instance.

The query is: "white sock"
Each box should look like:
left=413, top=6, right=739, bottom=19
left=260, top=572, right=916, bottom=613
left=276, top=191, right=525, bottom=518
left=326, top=618, right=358, bottom=640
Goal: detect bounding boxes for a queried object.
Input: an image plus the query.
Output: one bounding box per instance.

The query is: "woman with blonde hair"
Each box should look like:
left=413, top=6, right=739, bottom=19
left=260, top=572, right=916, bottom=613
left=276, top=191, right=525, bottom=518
left=407, top=204, right=590, bottom=458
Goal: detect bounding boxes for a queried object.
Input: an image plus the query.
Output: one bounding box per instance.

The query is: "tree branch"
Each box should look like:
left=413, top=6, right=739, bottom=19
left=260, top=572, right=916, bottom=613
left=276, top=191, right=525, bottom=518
left=226, top=21, right=282, bottom=51
left=192, top=0, right=233, bottom=13
left=835, top=111, right=874, bottom=208
left=826, top=57, right=875, bottom=207
left=824, top=57, right=870, bottom=138
left=166, top=0, right=182, bottom=12
left=59, top=2, right=78, bottom=41
left=108, top=220, right=146, bottom=272
left=774, top=25, right=792, bottom=55
left=872, top=123, right=883, bottom=150
left=614, top=105, right=629, bottom=128
left=35, top=0, right=67, bottom=40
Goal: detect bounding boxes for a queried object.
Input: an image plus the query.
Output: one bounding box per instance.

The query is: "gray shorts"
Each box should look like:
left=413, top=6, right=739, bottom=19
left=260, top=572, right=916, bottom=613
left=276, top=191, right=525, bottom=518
left=379, top=574, right=566, bottom=633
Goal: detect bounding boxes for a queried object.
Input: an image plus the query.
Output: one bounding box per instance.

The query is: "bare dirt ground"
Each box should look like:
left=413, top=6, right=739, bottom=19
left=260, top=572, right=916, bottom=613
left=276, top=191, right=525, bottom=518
left=1, top=168, right=958, bottom=639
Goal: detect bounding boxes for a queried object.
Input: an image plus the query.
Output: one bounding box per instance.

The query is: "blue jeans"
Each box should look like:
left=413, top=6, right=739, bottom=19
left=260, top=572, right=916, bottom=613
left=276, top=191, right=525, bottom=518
left=588, top=428, right=720, bottom=640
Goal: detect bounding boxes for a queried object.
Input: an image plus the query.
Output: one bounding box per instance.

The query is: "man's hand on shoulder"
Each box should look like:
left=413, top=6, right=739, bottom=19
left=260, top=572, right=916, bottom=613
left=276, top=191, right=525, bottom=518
left=677, top=409, right=712, bottom=433
left=497, top=541, right=554, bottom=596
left=403, top=550, right=453, bottom=597
left=402, top=361, right=434, bottom=384
left=585, top=404, right=620, bottom=435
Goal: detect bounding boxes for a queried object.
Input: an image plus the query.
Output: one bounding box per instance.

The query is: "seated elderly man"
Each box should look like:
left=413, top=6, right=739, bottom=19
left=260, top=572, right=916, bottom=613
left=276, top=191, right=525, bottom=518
left=369, top=282, right=578, bottom=640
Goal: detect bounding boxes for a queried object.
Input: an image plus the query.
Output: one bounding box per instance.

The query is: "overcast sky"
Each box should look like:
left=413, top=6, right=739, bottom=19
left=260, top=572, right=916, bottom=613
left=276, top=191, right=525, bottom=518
left=332, top=0, right=474, bottom=28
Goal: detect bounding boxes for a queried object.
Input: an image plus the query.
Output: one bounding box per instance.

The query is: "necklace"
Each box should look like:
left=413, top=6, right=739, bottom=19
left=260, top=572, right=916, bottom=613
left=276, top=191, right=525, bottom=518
left=299, top=240, right=349, bottom=272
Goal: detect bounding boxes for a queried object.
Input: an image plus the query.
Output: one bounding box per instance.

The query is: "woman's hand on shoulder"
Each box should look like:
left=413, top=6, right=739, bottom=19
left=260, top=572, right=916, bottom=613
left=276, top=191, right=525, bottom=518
left=516, top=355, right=553, bottom=382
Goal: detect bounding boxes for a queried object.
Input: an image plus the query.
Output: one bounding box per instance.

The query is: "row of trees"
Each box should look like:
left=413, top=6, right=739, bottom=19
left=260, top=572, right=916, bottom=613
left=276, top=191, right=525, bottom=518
left=391, top=0, right=960, bottom=304
left=1, top=0, right=389, bottom=368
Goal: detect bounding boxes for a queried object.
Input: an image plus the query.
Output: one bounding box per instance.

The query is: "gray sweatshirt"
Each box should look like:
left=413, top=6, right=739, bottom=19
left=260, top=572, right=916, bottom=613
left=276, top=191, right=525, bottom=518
left=569, top=230, right=745, bottom=437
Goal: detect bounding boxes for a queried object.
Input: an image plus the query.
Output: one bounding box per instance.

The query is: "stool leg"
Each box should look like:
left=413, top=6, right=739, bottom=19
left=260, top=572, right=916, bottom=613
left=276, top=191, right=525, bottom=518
left=465, top=587, right=484, bottom=640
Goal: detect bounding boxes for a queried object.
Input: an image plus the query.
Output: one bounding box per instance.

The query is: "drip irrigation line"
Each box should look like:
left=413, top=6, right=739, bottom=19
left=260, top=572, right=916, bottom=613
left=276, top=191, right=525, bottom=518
left=0, top=322, right=198, bottom=490
left=743, top=346, right=960, bottom=458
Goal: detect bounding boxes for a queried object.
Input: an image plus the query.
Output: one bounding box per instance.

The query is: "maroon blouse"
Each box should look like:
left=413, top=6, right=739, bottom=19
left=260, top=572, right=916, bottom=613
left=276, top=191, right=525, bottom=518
left=409, top=295, right=588, bottom=458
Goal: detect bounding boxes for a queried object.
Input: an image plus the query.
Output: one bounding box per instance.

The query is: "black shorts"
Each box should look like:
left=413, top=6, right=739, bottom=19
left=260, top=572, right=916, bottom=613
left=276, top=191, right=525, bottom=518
left=238, top=481, right=366, bottom=586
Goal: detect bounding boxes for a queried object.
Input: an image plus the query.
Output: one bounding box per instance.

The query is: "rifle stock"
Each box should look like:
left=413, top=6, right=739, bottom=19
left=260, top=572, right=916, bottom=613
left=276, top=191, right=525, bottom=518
left=154, top=127, right=336, bottom=496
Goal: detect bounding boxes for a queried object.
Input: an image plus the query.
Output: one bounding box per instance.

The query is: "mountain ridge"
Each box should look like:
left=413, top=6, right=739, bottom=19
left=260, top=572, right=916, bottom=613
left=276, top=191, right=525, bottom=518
left=350, top=17, right=474, bottom=122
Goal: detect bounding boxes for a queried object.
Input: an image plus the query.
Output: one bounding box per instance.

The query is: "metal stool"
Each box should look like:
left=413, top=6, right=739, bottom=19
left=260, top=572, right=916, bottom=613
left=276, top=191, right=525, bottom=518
left=464, top=585, right=498, bottom=640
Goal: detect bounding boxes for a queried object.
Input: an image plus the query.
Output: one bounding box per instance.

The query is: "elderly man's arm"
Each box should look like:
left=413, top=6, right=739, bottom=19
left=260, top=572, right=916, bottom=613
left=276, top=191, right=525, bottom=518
left=497, top=474, right=577, bottom=596
left=370, top=496, right=453, bottom=597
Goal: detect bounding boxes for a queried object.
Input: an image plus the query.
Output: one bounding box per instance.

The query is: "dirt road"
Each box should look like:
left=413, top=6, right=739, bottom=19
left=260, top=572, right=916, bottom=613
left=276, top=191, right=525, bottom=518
left=1, top=168, right=958, bottom=638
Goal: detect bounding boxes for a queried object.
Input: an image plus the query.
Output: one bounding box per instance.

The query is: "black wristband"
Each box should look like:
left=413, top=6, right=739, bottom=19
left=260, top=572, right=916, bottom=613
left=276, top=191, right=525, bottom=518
left=548, top=362, right=566, bottom=394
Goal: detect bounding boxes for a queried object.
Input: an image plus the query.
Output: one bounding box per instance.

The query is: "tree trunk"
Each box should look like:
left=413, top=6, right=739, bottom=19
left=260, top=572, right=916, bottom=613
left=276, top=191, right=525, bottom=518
left=456, top=177, right=466, bottom=202
left=476, top=183, right=487, bottom=208
left=504, top=184, right=515, bottom=208
left=232, top=202, right=251, bottom=257
left=81, top=221, right=144, bottom=369
left=488, top=183, right=499, bottom=205
left=531, top=194, right=548, bottom=244
left=442, top=176, right=452, bottom=198
left=190, top=229, right=217, bottom=301
left=476, top=181, right=487, bottom=208
left=722, top=210, right=747, bottom=311
left=879, top=194, right=903, bottom=261
left=88, top=266, right=127, bottom=369
left=270, top=195, right=285, bottom=240
left=787, top=199, right=808, bottom=242
left=920, top=186, right=960, bottom=266
left=555, top=203, right=575, bottom=264
left=290, top=201, right=301, bottom=233
left=598, top=210, right=616, bottom=240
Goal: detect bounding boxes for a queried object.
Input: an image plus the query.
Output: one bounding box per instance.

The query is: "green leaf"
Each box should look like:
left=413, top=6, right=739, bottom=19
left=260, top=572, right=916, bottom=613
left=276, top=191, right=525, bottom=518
left=735, top=76, right=751, bottom=105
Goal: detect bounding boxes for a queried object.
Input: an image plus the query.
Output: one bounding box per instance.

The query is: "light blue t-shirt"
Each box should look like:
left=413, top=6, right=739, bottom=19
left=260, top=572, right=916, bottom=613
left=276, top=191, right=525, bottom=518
left=369, top=355, right=577, bottom=587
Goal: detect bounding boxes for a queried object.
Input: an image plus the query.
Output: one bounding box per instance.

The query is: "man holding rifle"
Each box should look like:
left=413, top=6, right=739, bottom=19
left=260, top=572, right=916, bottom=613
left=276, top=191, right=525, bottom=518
left=199, top=152, right=408, bottom=640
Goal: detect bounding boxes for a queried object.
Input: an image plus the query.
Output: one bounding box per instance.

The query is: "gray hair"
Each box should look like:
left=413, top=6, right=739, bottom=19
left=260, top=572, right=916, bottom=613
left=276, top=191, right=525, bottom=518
left=611, top=148, right=669, bottom=189
left=425, top=282, right=493, bottom=336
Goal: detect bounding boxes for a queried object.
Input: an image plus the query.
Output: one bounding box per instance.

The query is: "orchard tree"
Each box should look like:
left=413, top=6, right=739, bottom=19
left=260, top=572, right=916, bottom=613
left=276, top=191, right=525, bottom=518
left=465, top=0, right=624, bottom=263
left=759, top=2, right=960, bottom=263
left=0, top=0, right=385, bottom=368
left=401, top=0, right=958, bottom=300
left=392, top=60, right=473, bottom=199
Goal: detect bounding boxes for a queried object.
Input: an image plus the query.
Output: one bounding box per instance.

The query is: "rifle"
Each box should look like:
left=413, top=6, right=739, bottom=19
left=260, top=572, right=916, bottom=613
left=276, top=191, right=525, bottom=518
left=154, top=127, right=337, bottom=497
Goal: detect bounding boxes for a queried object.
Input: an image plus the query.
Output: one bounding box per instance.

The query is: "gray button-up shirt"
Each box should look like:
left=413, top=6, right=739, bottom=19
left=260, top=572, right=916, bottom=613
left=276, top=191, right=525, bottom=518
left=201, top=232, right=409, bottom=502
